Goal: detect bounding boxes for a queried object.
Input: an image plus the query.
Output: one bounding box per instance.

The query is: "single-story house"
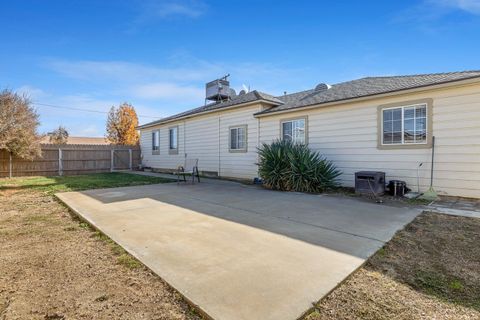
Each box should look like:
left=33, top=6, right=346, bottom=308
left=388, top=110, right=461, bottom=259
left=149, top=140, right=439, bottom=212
left=137, top=71, right=480, bottom=198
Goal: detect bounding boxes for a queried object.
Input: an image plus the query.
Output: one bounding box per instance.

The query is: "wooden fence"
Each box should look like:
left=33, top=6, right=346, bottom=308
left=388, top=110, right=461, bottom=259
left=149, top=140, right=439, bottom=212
left=0, top=144, right=141, bottom=178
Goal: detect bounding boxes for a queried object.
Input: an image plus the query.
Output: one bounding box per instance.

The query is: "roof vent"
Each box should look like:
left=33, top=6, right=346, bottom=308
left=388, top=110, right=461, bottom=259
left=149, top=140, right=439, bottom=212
left=314, top=83, right=332, bottom=91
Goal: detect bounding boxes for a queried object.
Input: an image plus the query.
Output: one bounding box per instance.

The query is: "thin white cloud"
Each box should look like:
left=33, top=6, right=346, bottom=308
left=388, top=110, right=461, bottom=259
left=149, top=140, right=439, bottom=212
left=76, top=125, right=101, bottom=137
left=147, top=1, right=207, bottom=18
left=44, top=55, right=308, bottom=97
left=38, top=54, right=316, bottom=130
left=132, top=82, right=204, bottom=101
left=16, top=85, right=49, bottom=100
left=432, top=0, right=480, bottom=14
left=392, top=0, right=480, bottom=34
left=16, top=85, right=165, bottom=137
left=45, top=58, right=216, bottom=83
left=127, top=0, right=207, bottom=32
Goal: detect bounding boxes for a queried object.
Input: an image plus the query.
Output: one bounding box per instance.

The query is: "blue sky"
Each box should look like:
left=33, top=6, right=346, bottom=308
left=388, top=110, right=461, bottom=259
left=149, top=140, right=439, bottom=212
left=1, top=0, right=480, bottom=136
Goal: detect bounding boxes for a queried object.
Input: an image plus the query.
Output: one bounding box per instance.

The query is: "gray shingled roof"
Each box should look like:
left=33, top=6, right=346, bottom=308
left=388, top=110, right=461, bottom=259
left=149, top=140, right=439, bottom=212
left=138, top=71, right=480, bottom=128
left=258, top=71, right=480, bottom=115
left=138, top=90, right=283, bottom=128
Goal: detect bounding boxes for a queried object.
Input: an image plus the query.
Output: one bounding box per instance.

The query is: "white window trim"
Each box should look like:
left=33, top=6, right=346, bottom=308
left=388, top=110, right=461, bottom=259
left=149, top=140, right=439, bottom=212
left=280, top=117, right=308, bottom=144
left=229, top=125, right=248, bottom=153
left=381, top=103, right=428, bottom=146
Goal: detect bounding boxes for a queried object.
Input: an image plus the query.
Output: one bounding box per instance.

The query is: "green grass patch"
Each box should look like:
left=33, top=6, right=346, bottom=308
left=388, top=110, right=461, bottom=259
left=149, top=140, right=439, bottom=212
left=117, top=253, right=142, bottom=270
left=449, top=279, right=464, bottom=291
left=414, top=270, right=474, bottom=307
left=376, top=247, right=387, bottom=257
left=79, top=222, right=90, bottom=229
left=405, top=197, right=432, bottom=206
left=0, top=172, right=172, bottom=194
left=415, top=270, right=448, bottom=295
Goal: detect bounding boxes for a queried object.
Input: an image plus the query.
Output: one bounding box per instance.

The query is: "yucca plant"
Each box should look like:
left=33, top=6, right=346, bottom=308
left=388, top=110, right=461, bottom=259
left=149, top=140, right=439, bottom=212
left=257, top=140, right=341, bottom=193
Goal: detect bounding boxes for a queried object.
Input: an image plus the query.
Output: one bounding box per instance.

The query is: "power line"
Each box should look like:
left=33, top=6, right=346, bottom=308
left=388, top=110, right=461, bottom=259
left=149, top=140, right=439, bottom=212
left=32, top=102, right=162, bottom=120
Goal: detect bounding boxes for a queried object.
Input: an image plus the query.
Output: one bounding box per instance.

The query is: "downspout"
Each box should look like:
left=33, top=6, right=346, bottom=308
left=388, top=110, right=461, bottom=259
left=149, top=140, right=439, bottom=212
left=218, top=116, right=221, bottom=176
left=183, top=120, right=187, bottom=159
left=256, top=106, right=261, bottom=178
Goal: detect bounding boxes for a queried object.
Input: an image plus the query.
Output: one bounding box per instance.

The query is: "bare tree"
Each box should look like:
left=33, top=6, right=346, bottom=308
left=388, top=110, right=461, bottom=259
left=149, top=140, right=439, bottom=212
left=0, top=89, right=42, bottom=160
left=49, top=126, right=69, bottom=144
left=106, top=103, right=139, bottom=145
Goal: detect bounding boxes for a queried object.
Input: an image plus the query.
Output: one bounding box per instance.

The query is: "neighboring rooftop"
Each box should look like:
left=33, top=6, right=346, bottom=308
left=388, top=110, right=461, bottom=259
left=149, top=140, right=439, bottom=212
left=41, top=136, right=110, bottom=145
left=138, top=70, right=480, bottom=128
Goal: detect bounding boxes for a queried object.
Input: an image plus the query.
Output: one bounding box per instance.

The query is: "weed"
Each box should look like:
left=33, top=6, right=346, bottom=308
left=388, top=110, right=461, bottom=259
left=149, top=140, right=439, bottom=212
left=117, top=253, right=142, bottom=270
left=376, top=247, right=387, bottom=257
left=111, top=244, right=125, bottom=256
left=449, top=279, right=464, bottom=291
left=79, top=222, right=90, bottom=229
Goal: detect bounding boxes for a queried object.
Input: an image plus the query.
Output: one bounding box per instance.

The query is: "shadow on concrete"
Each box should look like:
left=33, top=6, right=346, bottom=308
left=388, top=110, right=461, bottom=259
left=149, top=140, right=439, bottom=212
left=75, top=180, right=420, bottom=259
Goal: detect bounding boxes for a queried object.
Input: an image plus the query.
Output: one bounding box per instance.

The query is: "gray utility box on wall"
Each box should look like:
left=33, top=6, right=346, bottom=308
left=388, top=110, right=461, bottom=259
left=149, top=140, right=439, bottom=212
left=355, top=171, right=386, bottom=195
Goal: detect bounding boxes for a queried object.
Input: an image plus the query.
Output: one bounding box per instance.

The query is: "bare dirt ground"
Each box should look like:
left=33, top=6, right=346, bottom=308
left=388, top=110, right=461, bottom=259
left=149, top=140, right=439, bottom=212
left=0, top=185, right=200, bottom=320
left=306, top=212, right=480, bottom=320
left=2, top=174, right=479, bottom=320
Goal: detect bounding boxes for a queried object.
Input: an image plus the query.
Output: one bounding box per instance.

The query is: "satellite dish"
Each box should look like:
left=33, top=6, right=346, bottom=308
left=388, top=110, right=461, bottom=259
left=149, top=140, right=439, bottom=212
left=239, top=89, right=246, bottom=95
left=315, top=83, right=331, bottom=91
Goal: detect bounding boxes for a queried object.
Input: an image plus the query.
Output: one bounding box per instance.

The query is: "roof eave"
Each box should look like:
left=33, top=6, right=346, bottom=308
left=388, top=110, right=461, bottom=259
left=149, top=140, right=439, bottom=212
left=254, top=76, right=480, bottom=118
left=137, top=99, right=282, bottom=130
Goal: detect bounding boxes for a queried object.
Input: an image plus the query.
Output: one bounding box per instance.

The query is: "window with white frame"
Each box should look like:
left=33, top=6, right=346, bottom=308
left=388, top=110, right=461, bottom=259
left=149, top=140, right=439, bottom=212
left=152, top=130, right=159, bottom=151
left=382, top=103, right=427, bottom=145
left=230, top=126, right=247, bottom=151
left=281, top=118, right=306, bottom=144
left=169, top=127, right=178, bottom=151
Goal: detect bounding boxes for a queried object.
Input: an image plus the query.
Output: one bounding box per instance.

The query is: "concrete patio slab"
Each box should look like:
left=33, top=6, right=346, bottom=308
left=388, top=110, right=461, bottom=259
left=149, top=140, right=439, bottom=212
left=57, top=180, right=420, bottom=320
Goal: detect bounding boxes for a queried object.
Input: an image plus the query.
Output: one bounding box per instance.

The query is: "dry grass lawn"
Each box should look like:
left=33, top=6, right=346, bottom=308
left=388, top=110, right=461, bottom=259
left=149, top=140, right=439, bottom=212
left=306, top=212, right=480, bottom=320
left=0, top=174, right=200, bottom=320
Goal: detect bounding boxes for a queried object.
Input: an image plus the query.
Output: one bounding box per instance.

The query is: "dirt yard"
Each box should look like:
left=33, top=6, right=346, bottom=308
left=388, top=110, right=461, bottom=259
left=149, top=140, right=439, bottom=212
left=1, top=174, right=479, bottom=320
left=306, top=212, right=480, bottom=320
left=0, top=174, right=200, bottom=320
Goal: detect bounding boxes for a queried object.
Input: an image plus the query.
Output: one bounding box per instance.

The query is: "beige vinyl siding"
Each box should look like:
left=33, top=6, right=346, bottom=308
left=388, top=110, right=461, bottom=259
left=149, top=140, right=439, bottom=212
left=140, top=122, right=185, bottom=169
left=184, top=116, right=220, bottom=173
left=140, top=104, right=262, bottom=179
left=219, top=106, right=260, bottom=179
left=259, top=83, right=480, bottom=198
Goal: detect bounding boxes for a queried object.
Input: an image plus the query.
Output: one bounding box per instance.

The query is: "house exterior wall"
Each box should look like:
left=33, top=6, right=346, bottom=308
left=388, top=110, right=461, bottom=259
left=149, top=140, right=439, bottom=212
left=258, top=83, right=480, bottom=198
left=139, top=82, right=480, bottom=198
left=140, top=104, right=262, bottom=179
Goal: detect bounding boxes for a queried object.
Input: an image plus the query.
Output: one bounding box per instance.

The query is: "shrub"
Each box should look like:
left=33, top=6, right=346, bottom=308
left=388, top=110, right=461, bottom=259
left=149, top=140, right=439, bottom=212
left=257, top=140, right=341, bottom=193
